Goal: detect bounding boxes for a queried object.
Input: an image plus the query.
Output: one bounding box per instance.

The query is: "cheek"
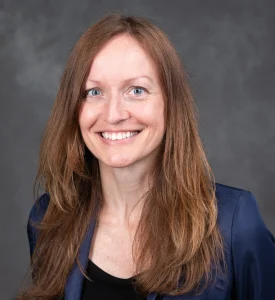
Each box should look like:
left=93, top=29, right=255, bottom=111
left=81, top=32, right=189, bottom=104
left=78, top=104, right=98, bottom=130
left=140, top=102, right=165, bottom=131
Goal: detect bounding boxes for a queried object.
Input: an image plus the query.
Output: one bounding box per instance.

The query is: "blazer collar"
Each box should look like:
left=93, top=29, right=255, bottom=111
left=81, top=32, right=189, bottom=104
left=64, top=219, right=96, bottom=300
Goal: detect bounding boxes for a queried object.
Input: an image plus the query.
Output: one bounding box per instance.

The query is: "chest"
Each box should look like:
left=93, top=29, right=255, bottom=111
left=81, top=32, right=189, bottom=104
left=66, top=218, right=232, bottom=300
left=89, top=222, right=138, bottom=278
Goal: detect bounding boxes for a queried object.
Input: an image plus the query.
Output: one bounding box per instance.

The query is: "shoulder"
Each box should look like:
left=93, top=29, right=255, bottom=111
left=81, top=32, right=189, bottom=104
left=215, top=182, right=261, bottom=227
left=214, top=182, right=273, bottom=239
left=28, top=192, right=51, bottom=224
left=215, top=182, right=275, bottom=267
left=213, top=183, right=275, bottom=297
left=215, top=182, right=246, bottom=209
left=214, top=182, right=271, bottom=235
left=215, top=182, right=275, bottom=265
left=27, top=193, right=50, bottom=257
left=28, top=193, right=50, bottom=238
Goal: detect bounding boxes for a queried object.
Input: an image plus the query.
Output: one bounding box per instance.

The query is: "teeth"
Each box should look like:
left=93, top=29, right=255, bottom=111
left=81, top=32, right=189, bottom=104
left=101, top=131, right=139, bottom=140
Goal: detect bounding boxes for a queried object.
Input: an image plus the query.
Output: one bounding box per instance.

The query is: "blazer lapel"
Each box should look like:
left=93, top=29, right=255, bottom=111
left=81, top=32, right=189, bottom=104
left=64, top=219, right=97, bottom=300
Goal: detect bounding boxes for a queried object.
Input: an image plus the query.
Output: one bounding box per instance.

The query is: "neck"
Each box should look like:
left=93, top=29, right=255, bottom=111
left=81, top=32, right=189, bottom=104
left=98, top=160, right=152, bottom=227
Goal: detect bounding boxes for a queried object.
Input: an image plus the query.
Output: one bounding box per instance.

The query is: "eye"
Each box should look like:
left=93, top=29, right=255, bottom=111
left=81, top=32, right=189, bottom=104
left=86, top=88, right=102, bottom=97
left=130, top=87, right=147, bottom=95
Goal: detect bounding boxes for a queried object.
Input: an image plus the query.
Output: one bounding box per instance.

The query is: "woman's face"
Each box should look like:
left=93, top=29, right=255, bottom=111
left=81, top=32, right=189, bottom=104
left=79, top=34, right=165, bottom=169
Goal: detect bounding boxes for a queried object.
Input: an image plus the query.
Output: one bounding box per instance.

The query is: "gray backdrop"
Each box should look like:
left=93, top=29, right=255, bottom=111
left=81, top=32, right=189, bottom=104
left=1, top=0, right=274, bottom=299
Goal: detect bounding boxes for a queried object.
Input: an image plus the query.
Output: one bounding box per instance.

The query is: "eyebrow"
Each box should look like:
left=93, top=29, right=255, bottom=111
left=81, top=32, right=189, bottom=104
left=86, top=75, right=154, bottom=85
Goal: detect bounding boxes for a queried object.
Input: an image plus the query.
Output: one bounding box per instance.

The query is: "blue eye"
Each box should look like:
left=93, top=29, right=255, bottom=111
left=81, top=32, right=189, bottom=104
left=87, top=88, right=101, bottom=96
left=131, top=87, right=146, bottom=95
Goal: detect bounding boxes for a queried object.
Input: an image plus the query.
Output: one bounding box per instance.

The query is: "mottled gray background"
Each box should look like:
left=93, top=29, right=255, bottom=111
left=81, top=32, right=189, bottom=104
left=0, top=0, right=274, bottom=298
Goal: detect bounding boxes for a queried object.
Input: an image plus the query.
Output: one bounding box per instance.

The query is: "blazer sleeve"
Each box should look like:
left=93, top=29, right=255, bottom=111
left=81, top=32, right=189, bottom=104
left=231, top=190, right=275, bottom=299
left=27, top=193, right=50, bottom=258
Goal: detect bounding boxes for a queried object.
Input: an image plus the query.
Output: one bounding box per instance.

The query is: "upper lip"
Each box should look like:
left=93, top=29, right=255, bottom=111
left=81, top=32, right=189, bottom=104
left=98, top=130, right=142, bottom=133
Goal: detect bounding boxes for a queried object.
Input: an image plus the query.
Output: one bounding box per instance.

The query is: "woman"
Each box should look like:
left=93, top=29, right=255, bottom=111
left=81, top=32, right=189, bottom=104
left=20, top=14, right=275, bottom=299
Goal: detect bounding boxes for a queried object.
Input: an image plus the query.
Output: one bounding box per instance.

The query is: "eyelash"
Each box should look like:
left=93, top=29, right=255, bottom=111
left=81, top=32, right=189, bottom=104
left=84, top=86, right=148, bottom=98
left=130, top=86, right=148, bottom=95
left=85, top=88, right=102, bottom=97
left=82, top=87, right=102, bottom=98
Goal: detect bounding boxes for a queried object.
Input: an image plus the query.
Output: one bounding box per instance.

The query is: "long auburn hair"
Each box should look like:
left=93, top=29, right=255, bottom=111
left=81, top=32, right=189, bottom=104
left=19, top=13, right=225, bottom=299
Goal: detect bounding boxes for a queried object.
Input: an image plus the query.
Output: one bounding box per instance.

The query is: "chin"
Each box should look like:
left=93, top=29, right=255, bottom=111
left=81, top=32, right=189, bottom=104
left=100, top=156, right=136, bottom=169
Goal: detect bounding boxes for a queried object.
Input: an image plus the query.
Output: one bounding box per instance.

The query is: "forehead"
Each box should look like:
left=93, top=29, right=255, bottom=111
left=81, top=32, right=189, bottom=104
left=86, top=34, right=158, bottom=83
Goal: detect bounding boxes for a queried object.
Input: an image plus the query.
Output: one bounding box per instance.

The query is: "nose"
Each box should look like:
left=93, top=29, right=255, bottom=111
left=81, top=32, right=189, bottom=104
left=103, top=93, right=130, bottom=124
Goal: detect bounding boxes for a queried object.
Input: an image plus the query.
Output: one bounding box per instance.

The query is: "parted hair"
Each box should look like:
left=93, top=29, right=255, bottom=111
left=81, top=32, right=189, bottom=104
left=19, top=13, right=225, bottom=299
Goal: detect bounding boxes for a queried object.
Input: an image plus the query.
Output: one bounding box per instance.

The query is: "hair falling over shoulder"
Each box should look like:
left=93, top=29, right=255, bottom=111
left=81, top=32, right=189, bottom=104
left=18, top=13, right=225, bottom=299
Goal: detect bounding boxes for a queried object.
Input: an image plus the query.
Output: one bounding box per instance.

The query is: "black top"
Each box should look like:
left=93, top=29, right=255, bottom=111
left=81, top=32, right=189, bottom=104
left=81, top=259, right=147, bottom=300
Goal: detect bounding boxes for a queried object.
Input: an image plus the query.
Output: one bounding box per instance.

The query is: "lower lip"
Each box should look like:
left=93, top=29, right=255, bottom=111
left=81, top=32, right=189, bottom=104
left=97, top=132, right=141, bottom=145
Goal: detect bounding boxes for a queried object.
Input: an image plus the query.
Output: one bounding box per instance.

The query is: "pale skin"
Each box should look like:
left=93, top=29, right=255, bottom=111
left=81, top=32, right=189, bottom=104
left=78, top=34, right=165, bottom=278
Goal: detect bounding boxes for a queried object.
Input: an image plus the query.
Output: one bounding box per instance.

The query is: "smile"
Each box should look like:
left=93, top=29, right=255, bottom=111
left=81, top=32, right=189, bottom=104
left=100, top=131, right=141, bottom=141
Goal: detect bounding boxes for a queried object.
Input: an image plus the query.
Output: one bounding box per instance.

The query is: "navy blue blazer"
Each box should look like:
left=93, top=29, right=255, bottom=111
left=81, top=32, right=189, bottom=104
left=27, top=183, right=275, bottom=299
